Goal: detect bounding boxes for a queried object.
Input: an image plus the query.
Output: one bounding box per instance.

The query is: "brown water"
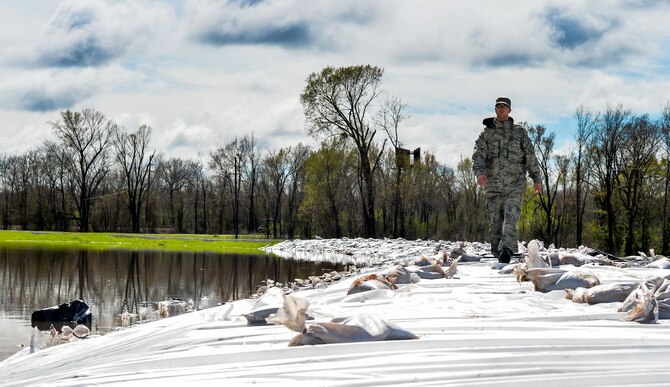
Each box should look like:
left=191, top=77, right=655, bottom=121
left=0, top=247, right=344, bottom=361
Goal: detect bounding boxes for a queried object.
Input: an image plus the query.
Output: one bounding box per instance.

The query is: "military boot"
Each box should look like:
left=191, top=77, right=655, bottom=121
left=499, top=247, right=512, bottom=264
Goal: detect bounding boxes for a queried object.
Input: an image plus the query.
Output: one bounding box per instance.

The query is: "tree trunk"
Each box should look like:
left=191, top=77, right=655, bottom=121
left=360, top=155, right=376, bottom=238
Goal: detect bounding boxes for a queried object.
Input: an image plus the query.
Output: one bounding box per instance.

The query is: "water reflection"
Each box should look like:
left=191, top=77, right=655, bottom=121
left=0, top=247, right=344, bottom=360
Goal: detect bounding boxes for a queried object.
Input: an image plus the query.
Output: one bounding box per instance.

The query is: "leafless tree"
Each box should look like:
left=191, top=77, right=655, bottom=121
left=589, top=104, right=631, bottom=253
left=242, top=134, right=260, bottom=233
left=618, top=114, right=660, bottom=255
left=261, top=147, right=290, bottom=239
left=0, top=155, right=13, bottom=229
left=573, top=106, right=597, bottom=246
left=210, top=138, right=246, bottom=239
left=10, top=154, right=31, bottom=230
left=528, top=124, right=563, bottom=245
left=660, top=102, right=670, bottom=254
left=41, top=141, right=69, bottom=231
left=285, top=144, right=310, bottom=239
left=553, top=154, right=571, bottom=246
left=189, top=159, right=207, bottom=234
left=376, top=96, right=409, bottom=237
left=157, top=157, right=194, bottom=232
left=49, top=108, right=115, bottom=232
left=113, top=125, right=157, bottom=233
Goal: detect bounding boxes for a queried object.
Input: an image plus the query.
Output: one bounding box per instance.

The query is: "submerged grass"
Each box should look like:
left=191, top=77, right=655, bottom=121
left=0, top=230, right=279, bottom=255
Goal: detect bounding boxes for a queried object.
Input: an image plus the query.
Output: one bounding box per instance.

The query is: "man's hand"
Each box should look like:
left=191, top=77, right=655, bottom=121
left=534, top=182, right=542, bottom=194
left=477, top=175, right=487, bottom=187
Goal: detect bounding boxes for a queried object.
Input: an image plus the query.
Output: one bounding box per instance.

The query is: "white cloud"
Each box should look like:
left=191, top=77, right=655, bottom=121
left=25, top=0, right=175, bottom=67
left=184, top=0, right=381, bottom=48
left=0, top=65, right=146, bottom=112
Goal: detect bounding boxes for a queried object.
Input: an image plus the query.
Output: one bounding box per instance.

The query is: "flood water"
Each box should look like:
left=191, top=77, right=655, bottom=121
left=0, top=246, right=344, bottom=361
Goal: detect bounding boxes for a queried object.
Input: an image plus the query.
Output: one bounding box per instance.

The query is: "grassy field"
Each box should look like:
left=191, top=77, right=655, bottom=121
left=0, top=230, right=280, bottom=255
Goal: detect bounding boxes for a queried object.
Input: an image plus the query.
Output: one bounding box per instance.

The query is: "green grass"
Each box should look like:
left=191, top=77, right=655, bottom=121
left=0, top=230, right=280, bottom=255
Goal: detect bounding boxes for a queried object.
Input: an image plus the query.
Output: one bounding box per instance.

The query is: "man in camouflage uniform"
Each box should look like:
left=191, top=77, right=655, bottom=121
left=472, top=97, right=542, bottom=263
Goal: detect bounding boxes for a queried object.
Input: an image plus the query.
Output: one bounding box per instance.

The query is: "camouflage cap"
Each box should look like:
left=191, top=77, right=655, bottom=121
left=495, top=97, right=511, bottom=107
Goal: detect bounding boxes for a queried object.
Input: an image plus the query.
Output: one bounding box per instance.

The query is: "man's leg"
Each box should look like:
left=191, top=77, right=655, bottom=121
left=502, top=194, right=523, bottom=253
left=486, top=193, right=504, bottom=257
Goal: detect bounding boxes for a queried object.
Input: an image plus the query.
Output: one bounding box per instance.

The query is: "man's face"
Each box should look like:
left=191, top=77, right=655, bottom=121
left=495, top=104, right=511, bottom=121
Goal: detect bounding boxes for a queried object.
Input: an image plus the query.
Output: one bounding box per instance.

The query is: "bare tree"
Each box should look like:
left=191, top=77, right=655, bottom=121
left=589, top=104, right=631, bottom=253
left=10, top=154, right=31, bottom=230
left=157, top=158, right=193, bottom=232
left=0, top=155, right=15, bottom=229
left=528, top=124, right=562, bottom=245
left=285, top=144, right=310, bottom=239
left=210, top=138, right=246, bottom=238
left=553, top=154, right=571, bottom=246
left=376, top=96, right=409, bottom=237
left=301, top=65, right=387, bottom=237
left=113, top=125, right=157, bottom=233
left=661, top=102, right=670, bottom=254
left=242, top=134, right=260, bottom=233
left=262, top=147, right=291, bottom=239
left=573, top=106, right=597, bottom=246
left=27, top=149, right=50, bottom=230
left=41, top=141, right=69, bottom=231
left=618, top=114, right=660, bottom=255
left=377, top=96, right=409, bottom=148
left=49, top=108, right=115, bottom=232
left=189, top=159, right=207, bottom=234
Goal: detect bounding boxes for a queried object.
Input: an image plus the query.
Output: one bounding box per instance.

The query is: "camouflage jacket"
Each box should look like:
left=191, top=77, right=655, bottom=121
left=472, top=117, right=542, bottom=189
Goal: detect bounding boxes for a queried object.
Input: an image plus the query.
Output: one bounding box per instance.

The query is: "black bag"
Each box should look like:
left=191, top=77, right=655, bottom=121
left=31, top=299, right=93, bottom=331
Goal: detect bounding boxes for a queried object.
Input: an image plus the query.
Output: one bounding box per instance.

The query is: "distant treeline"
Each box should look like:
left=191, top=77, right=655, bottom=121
left=1, top=66, right=670, bottom=256
left=0, top=102, right=666, bottom=256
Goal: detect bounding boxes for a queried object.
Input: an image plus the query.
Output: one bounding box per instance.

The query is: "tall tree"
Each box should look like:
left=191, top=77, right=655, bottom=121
left=301, top=65, right=387, bottom=237
left=376, top=96, right=409, bottom=238
left=113, top=125, right=157, bottom=233
left=553, top=154, right=571, bottom=246
left=242, top=134, right=260, bottom=233
left=49, top=108, right=115, bottom=232
left=157, top=157, right=193, bottom=232
left=10, top=154, right=31, bottom=230
left=590, top=104, right=631, bottom=253
left=190, top=160, right=207, bottom=234
left=210, top=138, right=246, bottom=239
left=573, top=106, right=597, bottom=246
left=618, top=115, right=660, bottom=255
left=262, top=148, right=291, bottom=239
left=285, top=144, right=309, bottom=239
left=528, top=124, right=561, bottom=244
left=41, top=141, right=69, bottom=231
left=660, top=102, right=670, bottom=254
left=27, top=149, right=50, bottom=230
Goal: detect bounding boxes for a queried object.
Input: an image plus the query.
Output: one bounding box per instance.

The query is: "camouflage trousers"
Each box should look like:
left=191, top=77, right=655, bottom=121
left=485, top=186, right=524, bottom=256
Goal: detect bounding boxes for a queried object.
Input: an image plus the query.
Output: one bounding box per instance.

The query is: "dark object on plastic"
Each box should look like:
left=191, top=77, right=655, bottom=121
left=586, top=248, right=623, bottom=261
left=31, top=299, right=92, bottom=332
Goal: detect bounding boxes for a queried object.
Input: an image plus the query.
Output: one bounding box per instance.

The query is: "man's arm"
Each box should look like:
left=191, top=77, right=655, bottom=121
left=472, top=130, right=487, bottom=186
left=521, top=129, right=542, bottom=193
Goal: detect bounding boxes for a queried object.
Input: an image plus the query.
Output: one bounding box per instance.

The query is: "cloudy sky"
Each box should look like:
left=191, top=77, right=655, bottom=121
left=1, top=0, right=670, bottom=167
